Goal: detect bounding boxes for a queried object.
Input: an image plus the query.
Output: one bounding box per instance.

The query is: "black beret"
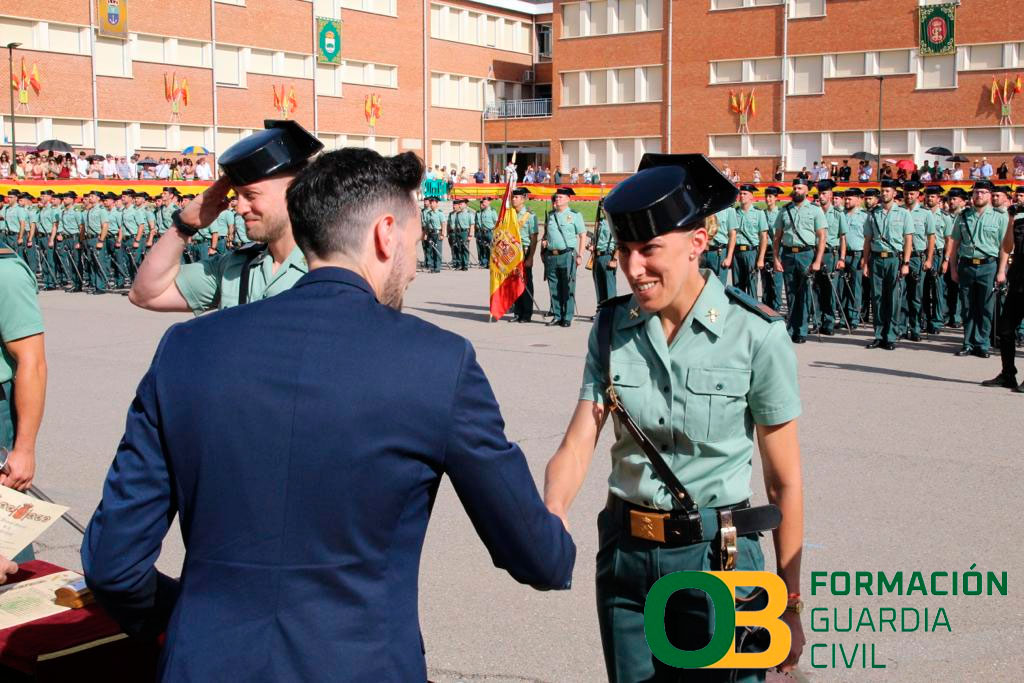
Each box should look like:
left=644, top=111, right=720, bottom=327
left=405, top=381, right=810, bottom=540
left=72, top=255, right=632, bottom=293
left=427, top=195, right=440, bottom=201
left=120, top=188, right=135, bottom=196
left=880, top=179, right=899, bottom=189
left=1015, top=186, right=1024, bottom=194
left=739, top=184, right=758, bottom=193
left=554, top=187, right=575, bottom=197
left=924, top=185, right=944, bottom=195
left=864, top=188, right=880, bottom=197
left=903, top=180, right=922, bottom=191
left=6, top=189, right=20, bottom=196
left=896, top=191, right=905, bottom=200
left=511, top=187, right=529, bottom=197
left=972, top=179, right=994, bottom=191
left=162, top=186, right=181, bottom=196
left=763, top=186, right=783, bottom=196
left=19, top=192, right=34, bottom=199
left=452, top=198, right=468, bottom=204
left=844, top=188, right=863, bottom=197
left=219, top=119, right=324, bottom=186
left=39, top=189, right=54, bottom=196
left=603, top=153, right=737, bottom=243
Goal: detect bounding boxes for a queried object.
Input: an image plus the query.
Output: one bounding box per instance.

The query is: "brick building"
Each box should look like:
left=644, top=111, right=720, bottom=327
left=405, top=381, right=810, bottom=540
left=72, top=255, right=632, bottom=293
left=2, top=0, right=1022, bottom=182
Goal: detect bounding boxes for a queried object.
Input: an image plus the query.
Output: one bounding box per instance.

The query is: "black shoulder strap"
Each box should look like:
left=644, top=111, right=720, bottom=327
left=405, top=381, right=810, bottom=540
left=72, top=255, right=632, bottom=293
left=785, top=203, right=813, bottom=248
left=237, top=242, right=268, bottom=306
left=598, top=297, right=698, bottom=514
left=725, top=286, right=784, bottom=321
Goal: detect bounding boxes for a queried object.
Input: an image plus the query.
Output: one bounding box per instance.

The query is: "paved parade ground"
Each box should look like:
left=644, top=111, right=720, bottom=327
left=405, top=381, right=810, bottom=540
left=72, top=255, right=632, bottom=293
left=31, top=266, right=1022, bottom=682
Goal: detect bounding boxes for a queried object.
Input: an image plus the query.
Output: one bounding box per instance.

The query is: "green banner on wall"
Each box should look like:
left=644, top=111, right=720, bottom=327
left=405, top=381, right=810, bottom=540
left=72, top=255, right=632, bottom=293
left=317, top=18, right=342, bottom=64
left=919, top=4, right=956, bottom=57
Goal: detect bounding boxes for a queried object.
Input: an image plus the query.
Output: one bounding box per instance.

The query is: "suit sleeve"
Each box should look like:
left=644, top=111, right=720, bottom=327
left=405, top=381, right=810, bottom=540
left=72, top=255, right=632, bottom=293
left=81, top=327, right=181, bottom=639
left=443, top=341, right=576, bottom=590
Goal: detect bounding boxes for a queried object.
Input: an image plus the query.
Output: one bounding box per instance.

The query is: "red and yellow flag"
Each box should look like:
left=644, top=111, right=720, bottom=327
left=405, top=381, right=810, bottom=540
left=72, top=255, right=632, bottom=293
left=164, top=73, right=172, bottom=101
left=180, top=78, right=189, bottom=106
left=991, top=77, right=1000, bottom=104
left=20, top=58, right=28, bottom=88
left=488, top=178, right=525, bottom=320
left=28, top=64, right=41, bottom=94
left=729, top=90, right=740, bottom=113
left=287, top=86, right=298, bottom=112
left=748, top=90, right=756, bottom=118
left=273, top=85, right=282, bottom=110
left=1004, top=78, right=1011, bottom=104
left=1015, top=74, right=1023, bottom=95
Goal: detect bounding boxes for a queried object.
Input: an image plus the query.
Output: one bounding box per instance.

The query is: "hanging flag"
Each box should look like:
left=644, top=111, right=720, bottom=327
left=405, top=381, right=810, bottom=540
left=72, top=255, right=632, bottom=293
left=10, top=71, right=19, bottom=91
left=287, top=86, right=298, bottom=112
left=1004, top=78, right=1010, bottom=104
left=991, top=78, right=999, bottom=105
left=918, top=3, right=955, bottom=57
left=97, top=0, right=129, bottom=39
left=1015, top=74, right=1023, bottom=94
left=273, top=85, right=281, bottom=111
left=738, top=91, right=747, bottom=114
left=164, top=73, right=172, bottom=101
left=748, top=90, right=756, bottom=118
left=316, top=17, right=342, bottom=64
left=172, top=73, right=181, bottom=101
left=729, top=90, right=740, bottom=114
left=28, top=64, right=41, bottom=94
left=20, top=58, right=28, bottom=89
left=488, top=176, right=525, bottom=320
left=180, top=78, right=190, bottom=106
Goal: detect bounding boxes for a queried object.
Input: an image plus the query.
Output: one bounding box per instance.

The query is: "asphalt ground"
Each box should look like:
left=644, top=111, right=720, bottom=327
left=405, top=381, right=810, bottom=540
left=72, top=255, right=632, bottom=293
left=29, top=258, right=1023, bottom=682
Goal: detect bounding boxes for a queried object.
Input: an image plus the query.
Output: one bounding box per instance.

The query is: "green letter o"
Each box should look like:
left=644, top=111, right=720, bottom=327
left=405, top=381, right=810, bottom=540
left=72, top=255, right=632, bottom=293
left=644, top=572, right=736, bottom=669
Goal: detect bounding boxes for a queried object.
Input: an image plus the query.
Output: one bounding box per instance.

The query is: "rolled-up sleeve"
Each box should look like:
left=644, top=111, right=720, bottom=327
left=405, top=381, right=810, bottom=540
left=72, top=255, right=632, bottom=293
left=578, top=321, right=605, bottom=404
left=174, top=255, right=227, bottom=314
left=747, top=322, right=802, bottom=426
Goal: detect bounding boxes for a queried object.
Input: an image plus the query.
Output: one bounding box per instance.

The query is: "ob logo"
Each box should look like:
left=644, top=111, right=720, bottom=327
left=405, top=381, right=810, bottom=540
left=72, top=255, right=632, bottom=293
left=643, top=571, right=791, bottom=669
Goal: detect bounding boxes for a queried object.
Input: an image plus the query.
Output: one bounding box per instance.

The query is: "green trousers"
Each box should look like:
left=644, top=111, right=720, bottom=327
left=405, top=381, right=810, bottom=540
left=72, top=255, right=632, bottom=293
left=730, top=249, right=758, bottom=298
left=839, top=251, right=863, bottom=326
left=924, top=259, right=946, bottom=331
left=899, top=254, right=925, bottom=336
left=476, top=229, right=492, bottom=267
left=84, top=237, right=108, bottom=291
left=544, top=250, right=577, bottom=322
left=815, top=252, right=838, bottom=332
left=870, top=255, right=901, bottom=343
left=781, top=249, right=814, bottom=337
left=760, top=249, right=784, bottom=312
left=424, top=233, right=443, bottom=272
left=593, top=253, right=617, bottom=304
left=958, top=258, right=997, bottom=352
left=596, top=507, right=767, bottom=683
left=702, top=248, right=728, bottom=284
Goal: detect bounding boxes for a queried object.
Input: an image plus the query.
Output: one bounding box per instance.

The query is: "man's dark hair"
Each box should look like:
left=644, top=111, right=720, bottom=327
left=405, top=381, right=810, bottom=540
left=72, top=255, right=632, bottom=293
left=287, top=148, right=424, bottom=260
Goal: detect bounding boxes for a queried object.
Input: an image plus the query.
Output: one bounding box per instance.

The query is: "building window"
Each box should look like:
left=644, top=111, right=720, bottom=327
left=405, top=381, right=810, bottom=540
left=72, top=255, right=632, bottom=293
left=216, top=45, right=242, bottom=85
left=962, top=128, right=1001, bottom=153
left=3, top=117, right=39, bottom=145
left=918, top=129, right=954, bottom=155
left=177, top=40, right=206, bottom=68
left=0, top=17, right=34, bottom=46
left=248, top=48, right=274, bottom=75
left=561, top=0, right=662, bottom=38
left=710, top=57, right=782, bottom=84
left=215, top=0, right=245, bottom=5
left=537, top=23, right=552, bottom=58
left=825, top=131, right=864, bottom=155
left=563, top=66, right=662, bottom=106
left=341, top=0, right=397, bottom=16
left=48, top=23, right=87, bottom=55
left=789, top=55, right=823, bottom=95
left=134, top=34, right=167, bottom=63
left=342, top=61, right=397, bottom=88
left=282, top=53, right=307, bottom=78
left=97, top=121, right=128, bottom=156
left=712, top=0, right=782, bottom=8
left=430, top=140, right=481, bottom=171
left=962, top=44, right=1005, bottom=71
left=95, top=37, right=130, bottom=77
left=919, top=54, right=956, bottom=89
left=431, top=72, right=485, bottom=110
left=710, top=134, right=780, bottom=157
left=139, top=123, right=168, bottom=150
left=431, top=4, right=529, bottom=53
left=51, top=119, right=85, bottom=146
left=880, top=130, right=909, bottom=155
left=789, top=0, right=825, bottom=19
left=877, top=50, right=911, bottom=75
left=562, top=137, right=660, bottom=173
left=216, top=127, right=243, bottom=152
left=710, top=135, right=743, bottom=157
left=833, top=52, right=866, bottom=77
left=317, top=63, right=342, bottom=97
left=180, top=126, right=207, bottom=149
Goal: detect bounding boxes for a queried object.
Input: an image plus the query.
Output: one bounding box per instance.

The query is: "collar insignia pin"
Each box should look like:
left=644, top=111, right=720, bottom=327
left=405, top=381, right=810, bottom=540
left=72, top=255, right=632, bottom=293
left=629, top=307, right=640, bottom=319
left=706, top=309, right=719, bottom=323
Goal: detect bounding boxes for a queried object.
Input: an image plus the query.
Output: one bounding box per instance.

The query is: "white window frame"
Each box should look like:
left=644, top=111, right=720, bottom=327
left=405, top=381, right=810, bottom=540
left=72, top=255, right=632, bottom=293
left=432, top=2, right=530, bottom=54
left=916, top=53, right=957, bottom=91
left=560, top=64, right=664, bottom=106
left=340, top=0, right=398, bottom=18
left=710, top=0, right=783, bottom=10
left=957, top=43, right=1010, bottom=72
left=709, top=57, right=783, bottom=84
left=787, top=54, right=825, bottom=96
left=788, top=0, right=826, bottom=19
left=708, top=133, right=781, bottom=157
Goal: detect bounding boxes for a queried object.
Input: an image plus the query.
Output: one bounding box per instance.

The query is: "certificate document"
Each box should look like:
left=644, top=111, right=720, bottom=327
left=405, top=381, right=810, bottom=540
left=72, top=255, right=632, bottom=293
left=0, top=570, right=81, bottom=630
left=0, top=486, right=69, bottom=558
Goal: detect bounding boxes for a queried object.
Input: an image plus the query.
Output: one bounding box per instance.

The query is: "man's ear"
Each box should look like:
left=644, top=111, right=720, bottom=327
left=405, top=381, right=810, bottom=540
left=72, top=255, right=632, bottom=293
left=373, top=213, right=398, bottom=260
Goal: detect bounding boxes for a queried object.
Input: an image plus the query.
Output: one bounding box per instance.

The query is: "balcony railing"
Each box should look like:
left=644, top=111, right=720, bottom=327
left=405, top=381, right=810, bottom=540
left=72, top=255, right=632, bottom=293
left=484, top=98, right=552, bottom=120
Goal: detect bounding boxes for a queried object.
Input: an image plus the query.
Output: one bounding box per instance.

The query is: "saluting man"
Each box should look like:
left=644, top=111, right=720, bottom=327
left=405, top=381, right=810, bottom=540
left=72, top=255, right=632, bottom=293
left=772, top=177, right=827, bottom=343
left=476, top=196, right=497, bottom=267
left=730, top=184, right=767, bottom=298
left=863, top=179, right=914, bottom=350
left=129, top=120, right=322, bottom=314
left=947, top=179, right=1010, bottom=358
left=542, top=187, right=588, bottom=327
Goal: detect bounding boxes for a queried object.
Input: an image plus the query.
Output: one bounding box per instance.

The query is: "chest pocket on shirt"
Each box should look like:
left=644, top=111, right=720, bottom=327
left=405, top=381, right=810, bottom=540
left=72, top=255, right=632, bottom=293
left=684, top=368, right=751, bottom=443
left=610, top=360, right=651, bottom=422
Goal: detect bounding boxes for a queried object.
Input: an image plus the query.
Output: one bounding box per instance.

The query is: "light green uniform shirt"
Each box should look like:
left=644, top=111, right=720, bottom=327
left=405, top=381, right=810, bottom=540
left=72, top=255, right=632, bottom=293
left=594, top=217, right=616, bottom=253
left=516, top=208, right=538, bottom=249
left=774, top=201, right=827, bottom=248
left=763, top=207, right=780, bottom=250
left=209, top=210, right=232, bottom=241
left=843, top=208, right=868, bottom=251
left=423, top=209, right=444, bottom=233
left=121, top=206, right=141, bottom=240
left=27, top=207, right=39, bottom=236
left=233, top=212, right=248, bottom=244
left=108, top=207, right=124, bottom=240
left=4, top=206, right=27, bottom=236
left=477, top=208, right=498, bottom=230
left=931, top=209, right=952, bottom=253
left=951, top=206, right=1009, bottom=259
left=84, top=207, right=107, bottom=238
left=175, top=244, right=309, bottom=315
left=0, top=249, right=44, bottom=384
left=732, top=207, right=767, bottom=247
left=578, top=272, right=801, bottom=509
left=448, top=210, right=475, bottom=232
left=38, top=206, right=59, bottom=237
left=712, top=207, right=737, bottom=246
left=156, top=204, right=176, bottom=234
left=822, top=206, right=847, bottom=248
left=60, top=207, right=83, bottom=236
left=906, top=203, right=937, bottom=252
left=545, top=209, right=586, bottom=250
left=865, top=205, right=914, bottom=253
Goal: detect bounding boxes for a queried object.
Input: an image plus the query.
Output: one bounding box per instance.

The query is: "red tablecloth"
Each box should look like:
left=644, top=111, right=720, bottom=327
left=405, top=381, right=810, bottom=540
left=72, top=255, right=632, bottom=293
left=0, top=561, right=158, bottom=680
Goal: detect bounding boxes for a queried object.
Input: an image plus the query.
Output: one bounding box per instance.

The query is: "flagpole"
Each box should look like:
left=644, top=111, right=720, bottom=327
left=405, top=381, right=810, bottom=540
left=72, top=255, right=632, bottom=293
left=5, top=43, right=19, bottom=170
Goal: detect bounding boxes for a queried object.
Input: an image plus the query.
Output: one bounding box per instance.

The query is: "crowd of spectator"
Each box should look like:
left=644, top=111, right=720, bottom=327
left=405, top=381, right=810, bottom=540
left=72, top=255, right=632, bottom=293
left=423, top=163, right=604, bottom=187
left=720, top=155, right=1024, bottom=185
left=0, top=150, right=215, bottom=182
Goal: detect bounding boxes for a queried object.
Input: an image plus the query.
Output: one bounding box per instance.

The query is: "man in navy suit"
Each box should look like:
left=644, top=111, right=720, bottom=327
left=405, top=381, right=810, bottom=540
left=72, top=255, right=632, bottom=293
left=81, top=149, right=576, bottom=682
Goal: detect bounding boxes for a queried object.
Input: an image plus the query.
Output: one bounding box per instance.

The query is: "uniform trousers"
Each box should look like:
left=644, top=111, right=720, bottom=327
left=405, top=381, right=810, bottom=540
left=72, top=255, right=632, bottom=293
left=55, top=238, right=81, bottom=288
left=781, top=250, right=814, bottom=337
left=944, top=270, right=962, bottom=325
left=596, top=506, right=766, bottom=683
left=730, top=248, right=758, bottom=299
left=702, top=248, right=728, bottom=284
left=592, top=253, right=617, bottom=305
left=958, top=259, right=998, bottom=352
left=83, top=237, right=108, bottom=291
left=449, top=230, right=470, bottom=270
left=544, top=250, right=577, bottom=322
left=923, top=258, right=946, bottom=332
left=996, top=282, right=1024, bottom=377
left=424, top=233, right=443, bottom=272
left=18, top=238, right=39, bottom=275
left=760, top=249, right=784, bottom=312
left=40, top=241, right=60, bottom=289
left=870, top=255, right=901, bottom=343
left=106, top=236, right=128, bottom=288
left=815, top=252, right=838, bottom=332
left=476, top=229, right=492, bottom=267
left=839, top=251, right=863, bottom=326
left=512, top=265, right=536, bottom=322
left=900, top=254, right=925, bottom=336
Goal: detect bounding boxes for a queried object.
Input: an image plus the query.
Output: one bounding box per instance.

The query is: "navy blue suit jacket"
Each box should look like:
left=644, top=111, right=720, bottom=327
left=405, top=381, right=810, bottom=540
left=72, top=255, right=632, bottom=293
left=81, top=267, right=575, bottom=682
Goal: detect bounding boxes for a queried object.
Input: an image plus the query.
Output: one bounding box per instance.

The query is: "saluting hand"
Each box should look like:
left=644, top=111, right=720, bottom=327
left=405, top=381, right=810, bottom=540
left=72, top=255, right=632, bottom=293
left=180, top=175, right=232, bottom=230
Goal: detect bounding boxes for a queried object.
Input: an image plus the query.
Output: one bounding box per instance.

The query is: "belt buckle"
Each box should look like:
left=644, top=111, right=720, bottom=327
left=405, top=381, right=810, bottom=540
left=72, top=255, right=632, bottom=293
left=630, top=509, right=668, bottom=543
left=718, top=509, right=738, bottom=570
left=972, top=258, right=982, bottom=266
left=790, top=247, right=799, bottom=253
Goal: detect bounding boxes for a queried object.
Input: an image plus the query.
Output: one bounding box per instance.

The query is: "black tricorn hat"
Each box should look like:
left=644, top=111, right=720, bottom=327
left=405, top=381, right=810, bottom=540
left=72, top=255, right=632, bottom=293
left=603, top=154, right=737, bottom=242
left=864, top=188, right=881, bottom=197
left=554, top=187, right=575, bottom=197
left=924, top=185, right=944, bottom=195
left=764, top=186, right=782, bottom=196
left=219, top=119, right=324, bottom=186
left=739, top=184, right=758, bottom=193
left=844, top=188, right=864, bottom=197
left=511, top=187, right=529, bottom=196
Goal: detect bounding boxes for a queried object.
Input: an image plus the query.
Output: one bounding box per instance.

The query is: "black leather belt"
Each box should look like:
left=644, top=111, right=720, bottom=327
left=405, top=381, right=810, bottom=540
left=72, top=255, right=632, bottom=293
left=545, top=248, right=572, bottom=256
left=961, top=256, right=995, bottom=265
left=874, top=251, right=897, bottom=258
left=606, top=494, right=781, bottom=547
left=595, top=250, right=613, bottom=256
left=786, top=246, right=814, bottom=253
left=910, top=251, right=924, bottom=258
left=706, top=245, right=724, bottom=252
left=737, top=245, right=751, bottom=251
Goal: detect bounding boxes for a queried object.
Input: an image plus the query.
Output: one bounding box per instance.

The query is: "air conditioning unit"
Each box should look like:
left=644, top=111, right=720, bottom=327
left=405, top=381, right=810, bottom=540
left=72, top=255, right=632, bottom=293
left=522, top=69, right=535, bottom=83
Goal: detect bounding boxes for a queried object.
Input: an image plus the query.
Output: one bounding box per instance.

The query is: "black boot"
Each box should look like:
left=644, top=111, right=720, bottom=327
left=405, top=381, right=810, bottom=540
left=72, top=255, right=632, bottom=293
left=981, top=373, right=1017, bottom=388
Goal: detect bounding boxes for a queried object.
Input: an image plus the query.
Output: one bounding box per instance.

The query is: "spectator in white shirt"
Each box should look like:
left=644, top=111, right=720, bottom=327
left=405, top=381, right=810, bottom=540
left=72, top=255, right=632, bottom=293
left=979, top=157, right=993, bottom=178
left=951, top=163, right=964, bottom=180
left=194, top=157, right=213, bottom=181
left=102, top=154, right=118, bottom=179
left=75, top=152, right=90, bottom=178
left=116, top=156, right=135, bottom=180
left=155, top=158, right=171, bottom=179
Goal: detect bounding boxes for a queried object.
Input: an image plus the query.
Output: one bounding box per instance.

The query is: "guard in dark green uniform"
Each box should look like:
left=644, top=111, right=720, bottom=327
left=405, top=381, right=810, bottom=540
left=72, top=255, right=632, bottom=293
left=57, top=192, right=84, bottom=291
left=476, top=196, right=497, bottom=267
left=757, top=186, right=785, bottom=311
left=37, top=191, right=61, bottom=291
left=544, top=153, right=805, bottom=683
left=590, top=201, right=617, bottom=303
left=447, top=198, right=475, bottom=271
left=815, top=180, right=847, bottom=335
left=863, top=180, right=913, bottom=349
left=923, top=185, right=950, bottom=333
left=729, top=184, right=767, bottom=299
left=899, top=181, right=936, bottom=341
left=949, top=179, right=1009, bottom=357
left=421, top=197, right=445, bottom=273
left=511, top=188, right=538, bottom=322
left=83, top=191, right=111, bottom=294
left=704, top=205, right=736, bottom=284
left=542, top=187, right=588, bottom=326
left=772, top=178, right=826, bottom=343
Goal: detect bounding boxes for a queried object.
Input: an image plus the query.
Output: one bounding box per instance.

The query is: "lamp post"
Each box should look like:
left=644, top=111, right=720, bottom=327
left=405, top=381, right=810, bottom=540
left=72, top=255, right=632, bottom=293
left=6, top=42, right=22, bottom=173
left=501, top=96, right=509, bottom=179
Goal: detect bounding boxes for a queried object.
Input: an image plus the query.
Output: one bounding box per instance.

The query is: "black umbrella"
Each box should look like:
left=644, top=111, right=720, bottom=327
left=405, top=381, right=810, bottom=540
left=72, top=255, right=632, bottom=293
left=36, top=139, right=74, bottom=154
left=138, top=157, right=159, bottom=166
left=925, top=146, right=952, bottom=157
left=86, top=154, right=104, bottom=162
left=946, top=154, right=970, bottom=162
left=851, top=151, right=878, bottom=163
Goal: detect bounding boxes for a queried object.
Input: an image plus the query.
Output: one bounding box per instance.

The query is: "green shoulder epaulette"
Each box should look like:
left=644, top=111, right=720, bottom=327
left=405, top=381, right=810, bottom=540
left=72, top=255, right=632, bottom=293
left=599, top=293, right=632, bottom=310
left=235, top=241, right=266, bottom=256
left=725, top=286, right=783, bottom=322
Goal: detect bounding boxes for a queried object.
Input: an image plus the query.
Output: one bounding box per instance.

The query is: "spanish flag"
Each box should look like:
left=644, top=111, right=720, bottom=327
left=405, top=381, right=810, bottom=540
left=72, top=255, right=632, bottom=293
left=273, top=85, right=282, bottom=110
left=287, top=86, right=298, bottom=112
left=488, top=176, right=525, bottom=320
left=1015, top=74, right=1023, bottom=94
left=180, top=78, right=189, bottom=106
left=991, top=77, right=1000, bottom=104
left=729, top=90, right=741, bottom=113
left=164, top=73, right=172, bottom=101
left=748, top=89, right=756, bottom=118
left=29, top=64, right=41, bottom=94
